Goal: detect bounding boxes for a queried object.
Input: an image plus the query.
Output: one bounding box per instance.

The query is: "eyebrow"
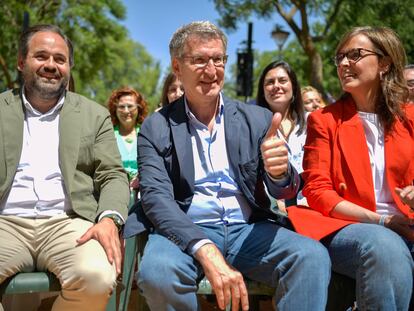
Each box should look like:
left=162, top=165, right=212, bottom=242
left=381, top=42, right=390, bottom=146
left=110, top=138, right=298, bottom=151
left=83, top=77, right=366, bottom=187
left=32, top=49, right=68, bottom=59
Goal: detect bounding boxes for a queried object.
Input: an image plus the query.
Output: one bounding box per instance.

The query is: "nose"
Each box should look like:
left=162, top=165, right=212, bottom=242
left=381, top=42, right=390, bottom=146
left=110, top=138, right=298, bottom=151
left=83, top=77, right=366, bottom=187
left=270, top=81, right=281, bottom=90
left=338, top=55, right=350, bottom=67
left=44, top=56, right=57, bottom=71
left=204, top=60, right=217, bottom=77
left=176, top=88, right=184, bottom=97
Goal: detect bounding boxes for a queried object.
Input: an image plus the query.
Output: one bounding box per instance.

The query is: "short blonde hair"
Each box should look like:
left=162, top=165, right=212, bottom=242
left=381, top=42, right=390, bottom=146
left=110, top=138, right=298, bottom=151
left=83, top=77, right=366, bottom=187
left=301, top=86, right=326, bottom=107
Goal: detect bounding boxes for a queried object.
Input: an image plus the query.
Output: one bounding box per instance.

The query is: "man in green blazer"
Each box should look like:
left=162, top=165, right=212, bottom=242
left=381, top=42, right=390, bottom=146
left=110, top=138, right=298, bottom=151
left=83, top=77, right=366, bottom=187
left=0, top=24, right=129, bottom=311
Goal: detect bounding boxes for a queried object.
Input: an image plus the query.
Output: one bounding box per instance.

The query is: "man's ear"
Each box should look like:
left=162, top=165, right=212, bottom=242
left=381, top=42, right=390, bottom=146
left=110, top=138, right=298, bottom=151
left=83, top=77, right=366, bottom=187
left=172, top=57, right=181, bottom=78
left=17, top=55, right=24, bottom=72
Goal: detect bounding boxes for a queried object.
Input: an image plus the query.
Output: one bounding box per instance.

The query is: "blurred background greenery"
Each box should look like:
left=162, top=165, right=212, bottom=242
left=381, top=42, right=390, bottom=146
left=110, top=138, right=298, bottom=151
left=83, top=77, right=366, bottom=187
left=1, top=0, right=413, bottom=111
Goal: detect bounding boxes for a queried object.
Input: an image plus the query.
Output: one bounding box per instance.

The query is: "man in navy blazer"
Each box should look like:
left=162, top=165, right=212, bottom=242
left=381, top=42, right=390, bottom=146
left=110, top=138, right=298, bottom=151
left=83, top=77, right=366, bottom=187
left=125, top=21, right=330, bottom=311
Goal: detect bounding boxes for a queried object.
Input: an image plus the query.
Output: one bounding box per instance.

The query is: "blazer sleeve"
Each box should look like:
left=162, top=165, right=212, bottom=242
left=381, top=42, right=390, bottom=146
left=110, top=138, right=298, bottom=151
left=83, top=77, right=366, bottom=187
left=93, top=110, right=130, bottom=220
left=137, top=115, right=207, bottom=253
left=302, top=111, right=344, bottom=215
left=264, top=164, right=300, bottom=200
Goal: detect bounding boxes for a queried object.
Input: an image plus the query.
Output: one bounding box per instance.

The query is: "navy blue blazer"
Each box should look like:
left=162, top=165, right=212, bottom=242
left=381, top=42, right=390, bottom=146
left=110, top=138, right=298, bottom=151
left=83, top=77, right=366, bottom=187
left=124, top=95, right=299, bottom=253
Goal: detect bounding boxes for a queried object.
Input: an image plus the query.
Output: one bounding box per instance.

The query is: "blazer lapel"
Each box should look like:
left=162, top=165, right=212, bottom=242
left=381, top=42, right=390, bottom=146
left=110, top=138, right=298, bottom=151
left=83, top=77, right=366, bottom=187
left=169, top=99, right=195, bottom=194
left=2, top=90, right=24, bottom=182
left=223, top=98, right=241, bottom=182
left=385, top=116, right=414, bottom=212
left=337, top=99, right=375, bottom=202
left=59, top=93, right=81, bottom=196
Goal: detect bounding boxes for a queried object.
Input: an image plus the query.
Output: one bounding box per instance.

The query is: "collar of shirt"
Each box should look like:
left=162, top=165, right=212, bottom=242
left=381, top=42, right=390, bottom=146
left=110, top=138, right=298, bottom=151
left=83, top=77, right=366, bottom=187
left=184, top=94, right=224, bottom=129
left=21, top=88, right=65, bottom=117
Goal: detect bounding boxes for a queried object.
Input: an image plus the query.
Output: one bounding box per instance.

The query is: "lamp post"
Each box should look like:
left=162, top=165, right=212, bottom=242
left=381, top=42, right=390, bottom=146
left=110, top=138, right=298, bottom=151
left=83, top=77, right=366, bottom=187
left=271, top=25, right=289, bottom=60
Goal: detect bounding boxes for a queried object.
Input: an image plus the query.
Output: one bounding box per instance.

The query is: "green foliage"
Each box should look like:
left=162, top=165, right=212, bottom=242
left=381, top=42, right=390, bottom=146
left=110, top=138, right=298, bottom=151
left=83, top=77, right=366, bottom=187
left=326, top=0, right=414, bottom=63
left=0, top=0, right=161, bottom=111
left=214, top=0, right=414, bottom=100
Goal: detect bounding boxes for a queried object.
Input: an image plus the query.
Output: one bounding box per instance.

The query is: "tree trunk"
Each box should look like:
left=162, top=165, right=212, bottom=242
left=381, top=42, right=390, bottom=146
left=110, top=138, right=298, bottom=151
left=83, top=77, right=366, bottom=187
left=308, top=49, right=324, bottom=94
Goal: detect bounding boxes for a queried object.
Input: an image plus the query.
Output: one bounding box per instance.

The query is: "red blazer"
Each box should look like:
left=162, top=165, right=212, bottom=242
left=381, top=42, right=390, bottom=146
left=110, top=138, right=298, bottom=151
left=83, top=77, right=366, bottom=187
left=288, top=96, right=414, bottom=240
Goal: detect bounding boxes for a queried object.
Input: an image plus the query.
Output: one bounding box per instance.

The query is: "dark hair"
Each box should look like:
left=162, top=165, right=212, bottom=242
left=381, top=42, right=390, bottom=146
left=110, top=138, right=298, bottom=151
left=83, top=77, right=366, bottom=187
left=160, top=72, right=180, bottom=107
left=19, top=24, right=74, bottom=67
left=336, top=26, right=408, bottom=131
left=107, top=87, right=148, bottom=126
left=256, top=60, right=305, bottom=135
left=405, top=64, right=414, bottom=70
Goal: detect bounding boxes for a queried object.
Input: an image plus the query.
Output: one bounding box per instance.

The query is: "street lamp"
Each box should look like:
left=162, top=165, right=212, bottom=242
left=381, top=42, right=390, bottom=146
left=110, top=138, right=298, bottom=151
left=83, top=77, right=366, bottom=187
left=271, top=25, right=289, bottom=59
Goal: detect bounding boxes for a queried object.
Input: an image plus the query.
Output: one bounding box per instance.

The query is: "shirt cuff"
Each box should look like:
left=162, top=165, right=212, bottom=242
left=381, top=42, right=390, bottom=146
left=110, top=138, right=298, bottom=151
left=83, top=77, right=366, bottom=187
left=266, top=170, right=290, bottom=187
left=189, top=239, right=214, bottom=255
left=98, top=210, right=125, bottom=224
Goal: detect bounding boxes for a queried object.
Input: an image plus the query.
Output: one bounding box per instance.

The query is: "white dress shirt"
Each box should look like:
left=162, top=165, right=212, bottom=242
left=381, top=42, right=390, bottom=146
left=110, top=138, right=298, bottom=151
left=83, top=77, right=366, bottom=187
left=0, top=92, right=70, bottom=217
left=358, top=111, right=402, bottom=216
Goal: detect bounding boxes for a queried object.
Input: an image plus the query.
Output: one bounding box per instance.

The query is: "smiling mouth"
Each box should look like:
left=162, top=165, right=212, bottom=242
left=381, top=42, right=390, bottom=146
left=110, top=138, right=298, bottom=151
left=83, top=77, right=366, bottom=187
left=39, top=75, right=60, bottom=82
left=342, top=72, right=356, bottom=79
left=271, top=93, right=284, bottom=97
left=201, top=80, right=216, bottom=85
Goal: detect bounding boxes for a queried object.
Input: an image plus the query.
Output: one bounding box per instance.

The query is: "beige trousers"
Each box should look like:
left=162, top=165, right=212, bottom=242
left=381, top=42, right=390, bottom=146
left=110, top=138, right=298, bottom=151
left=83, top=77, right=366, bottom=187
left=0, top=214, right=116, bottom=311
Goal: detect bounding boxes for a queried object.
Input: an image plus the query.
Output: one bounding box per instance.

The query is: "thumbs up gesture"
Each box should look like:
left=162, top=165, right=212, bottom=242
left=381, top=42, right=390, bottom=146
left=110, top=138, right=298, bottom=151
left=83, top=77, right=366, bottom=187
left=260, top=113, right=289, bottom=179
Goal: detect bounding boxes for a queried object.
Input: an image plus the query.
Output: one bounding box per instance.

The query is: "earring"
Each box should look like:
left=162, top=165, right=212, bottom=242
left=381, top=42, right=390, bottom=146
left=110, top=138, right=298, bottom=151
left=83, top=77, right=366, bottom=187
left=379, top=71, right=384, bottom=81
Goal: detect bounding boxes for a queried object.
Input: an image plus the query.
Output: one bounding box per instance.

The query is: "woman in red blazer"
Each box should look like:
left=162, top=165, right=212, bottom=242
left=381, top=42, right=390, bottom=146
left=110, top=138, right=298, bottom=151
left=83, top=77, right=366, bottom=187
left=288, top=26, right=414, bottom=310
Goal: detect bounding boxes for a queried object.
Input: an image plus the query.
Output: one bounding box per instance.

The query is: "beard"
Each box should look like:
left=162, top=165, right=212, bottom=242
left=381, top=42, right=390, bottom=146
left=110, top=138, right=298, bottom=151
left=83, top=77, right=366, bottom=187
left=22, top=66, right=69, bottom=100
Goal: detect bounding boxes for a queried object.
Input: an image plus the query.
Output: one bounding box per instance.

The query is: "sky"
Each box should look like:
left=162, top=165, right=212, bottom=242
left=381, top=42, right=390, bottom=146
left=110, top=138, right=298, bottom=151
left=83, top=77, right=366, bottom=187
left=121, top=0, right=291, bottom=77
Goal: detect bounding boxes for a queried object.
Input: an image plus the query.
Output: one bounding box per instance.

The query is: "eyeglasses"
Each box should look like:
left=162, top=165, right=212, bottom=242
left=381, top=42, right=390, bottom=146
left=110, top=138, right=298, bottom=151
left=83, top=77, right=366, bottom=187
left=116, top=104, right=138, bottom=111
left=333, top=48, right=383, bottom=67
left=181, top=55, right=228, bottom=68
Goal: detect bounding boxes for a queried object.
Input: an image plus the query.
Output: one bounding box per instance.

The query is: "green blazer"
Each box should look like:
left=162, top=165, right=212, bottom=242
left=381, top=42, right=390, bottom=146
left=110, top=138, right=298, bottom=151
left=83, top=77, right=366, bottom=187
left=0, top=89, right=129, bottom=221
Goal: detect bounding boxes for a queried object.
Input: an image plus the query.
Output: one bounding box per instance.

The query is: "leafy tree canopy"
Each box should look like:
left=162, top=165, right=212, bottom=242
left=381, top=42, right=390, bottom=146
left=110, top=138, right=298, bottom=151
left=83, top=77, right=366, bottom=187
left=215, top=0, right=414, bottom=100
left=0, top=0, right=161, bottom=111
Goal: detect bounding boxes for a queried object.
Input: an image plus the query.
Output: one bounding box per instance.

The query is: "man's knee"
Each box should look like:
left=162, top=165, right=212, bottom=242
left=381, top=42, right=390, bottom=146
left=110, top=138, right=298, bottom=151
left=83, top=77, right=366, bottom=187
left=61, top=259, right=116, bottom=295
left=139, top=254, right=187, bottom=288
left=138, top=249, right=199, bottom=298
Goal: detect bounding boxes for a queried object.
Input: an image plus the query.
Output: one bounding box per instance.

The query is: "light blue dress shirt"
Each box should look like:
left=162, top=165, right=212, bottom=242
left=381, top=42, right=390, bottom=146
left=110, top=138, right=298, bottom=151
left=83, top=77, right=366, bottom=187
left=185, top=96, right=252, bottom=226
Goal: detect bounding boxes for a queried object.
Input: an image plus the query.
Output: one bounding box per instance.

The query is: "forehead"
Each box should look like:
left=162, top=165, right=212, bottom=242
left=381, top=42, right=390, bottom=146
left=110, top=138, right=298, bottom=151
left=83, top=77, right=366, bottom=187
left=339, top=34, right=374, bottom=51
left=169, top=80, right=182, bottom=87
left=265, top=67, right=289, bottom=79
left=404, top=68, right=414, bottom=78
left=118, top=94, right=137, bottom=102
left=183, top=35, right=224, bottom=54
left=303, top=91, right=318, bottom=98
left=27, top=31, right=69, bottom=56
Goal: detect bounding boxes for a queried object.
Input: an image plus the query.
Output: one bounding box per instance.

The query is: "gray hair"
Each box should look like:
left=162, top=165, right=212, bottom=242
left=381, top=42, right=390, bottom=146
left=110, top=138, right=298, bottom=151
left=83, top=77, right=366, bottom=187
left=169, top=21, right=227, bottom=59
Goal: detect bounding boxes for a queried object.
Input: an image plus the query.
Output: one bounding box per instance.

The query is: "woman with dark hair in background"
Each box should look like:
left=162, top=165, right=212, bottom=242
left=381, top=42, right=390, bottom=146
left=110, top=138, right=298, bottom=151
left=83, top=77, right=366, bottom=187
left=107, top=87, right=148, bottom=190
left=256, top=60, right=307, bottom=208
left=160, top=72, right=184, bottom=107
left=289, top=26, right=414, bottom=310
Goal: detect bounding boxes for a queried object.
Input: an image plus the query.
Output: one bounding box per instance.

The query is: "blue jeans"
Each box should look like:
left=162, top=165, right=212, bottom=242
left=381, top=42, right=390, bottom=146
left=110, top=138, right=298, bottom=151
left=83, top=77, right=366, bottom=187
left=322, top=223, right=414, bottom=311
left=137, top=221, right=331, bottom=311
